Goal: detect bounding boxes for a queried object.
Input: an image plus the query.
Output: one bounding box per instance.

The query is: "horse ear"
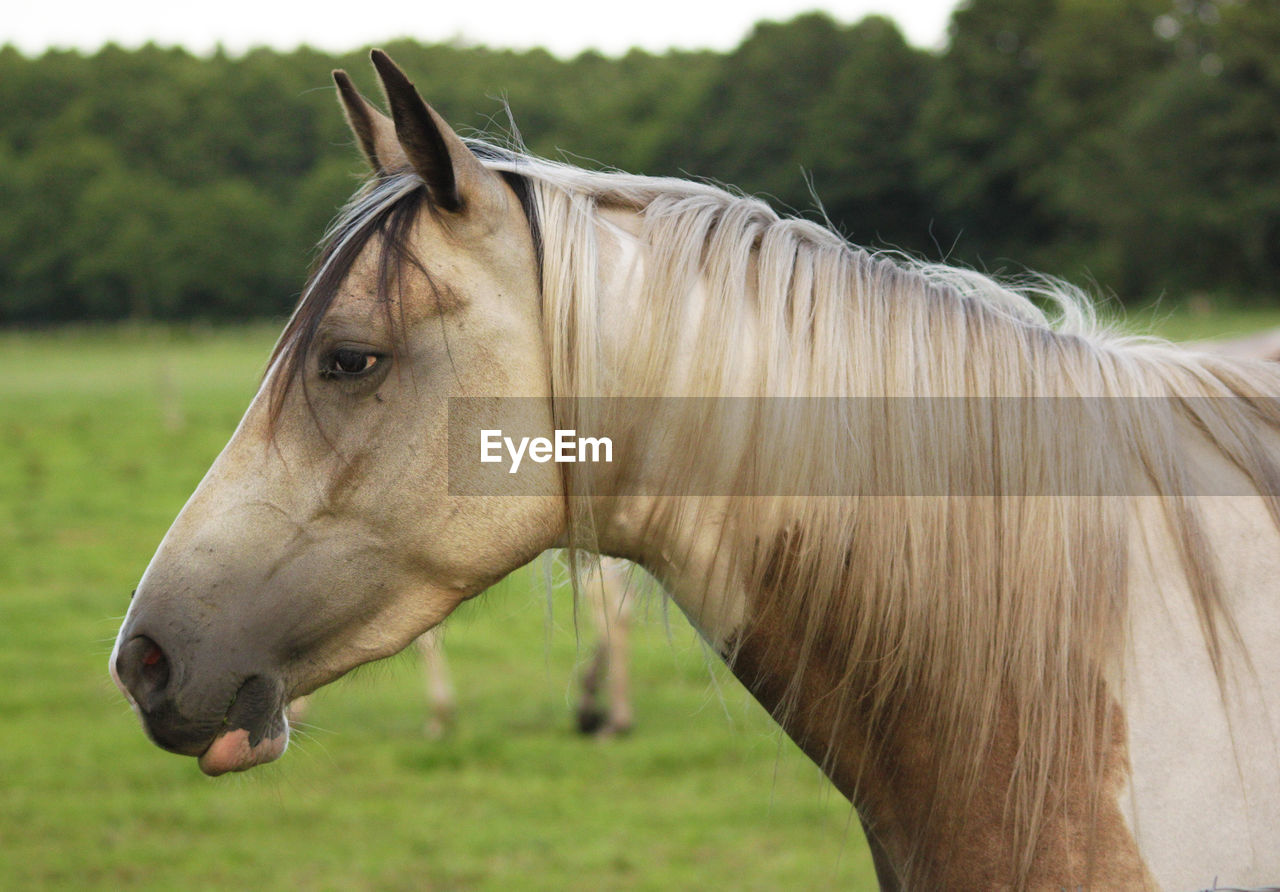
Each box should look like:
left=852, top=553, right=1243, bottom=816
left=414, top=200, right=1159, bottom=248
left=369, top=49, right=494, bottom=215
left=332, top=69, right=407, bottom=175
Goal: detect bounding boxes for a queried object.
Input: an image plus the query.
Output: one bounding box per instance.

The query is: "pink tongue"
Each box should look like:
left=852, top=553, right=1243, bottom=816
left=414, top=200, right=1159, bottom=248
left=198, top=726, right=288, bottom=776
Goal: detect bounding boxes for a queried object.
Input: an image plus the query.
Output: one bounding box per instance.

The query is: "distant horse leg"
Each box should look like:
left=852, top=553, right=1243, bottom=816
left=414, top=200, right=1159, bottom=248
left=602, top=562, right=633, bottom=735
left=576, top=639, right=610, bottom=734
left=288, top=631, right=452, bottom=737
left=417, top=627, right=455, bottom=739
left=576, top=558, right=634, bottom=736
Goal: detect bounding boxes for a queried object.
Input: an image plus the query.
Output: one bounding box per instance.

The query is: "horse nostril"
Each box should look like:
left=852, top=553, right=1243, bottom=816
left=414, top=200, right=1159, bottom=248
left=117, top=635, right=171, bottom=706
left=141, top=641, right=168, bottom=686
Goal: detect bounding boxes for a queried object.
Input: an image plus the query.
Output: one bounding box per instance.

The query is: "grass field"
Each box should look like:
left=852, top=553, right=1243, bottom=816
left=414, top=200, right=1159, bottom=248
left=0, top=324, right=871, bottom=890
left=3, top=302, right=1278, bottom=890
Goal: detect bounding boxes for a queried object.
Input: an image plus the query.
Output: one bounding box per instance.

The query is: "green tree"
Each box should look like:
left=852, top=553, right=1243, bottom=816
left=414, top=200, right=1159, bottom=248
left=2, top=7, right=1279, bottom=324
left=914, top=0, right=1057, bottom=267
left=0, top=137, right=125, bottom=322
left=672, top=13, right=859, bottom=209
left=1051, top=0, right=1280, bottom=296
left=1020, top=0, right=1173, bottom=287
left=65, top=167, right=172, bottom=318
left=802, top=16, right=936, bottom=248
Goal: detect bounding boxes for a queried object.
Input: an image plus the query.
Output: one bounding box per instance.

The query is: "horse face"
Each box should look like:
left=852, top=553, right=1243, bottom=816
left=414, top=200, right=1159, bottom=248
left=110, top=53, right=564, bottom=774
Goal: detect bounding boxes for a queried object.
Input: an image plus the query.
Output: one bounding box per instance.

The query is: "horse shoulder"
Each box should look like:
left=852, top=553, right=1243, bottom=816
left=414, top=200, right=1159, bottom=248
left=1122, top=476, right=1280, bottom=887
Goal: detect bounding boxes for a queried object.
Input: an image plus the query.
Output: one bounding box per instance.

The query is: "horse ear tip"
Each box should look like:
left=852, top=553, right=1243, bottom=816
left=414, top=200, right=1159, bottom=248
left=332, top=69, right=349, bottom=85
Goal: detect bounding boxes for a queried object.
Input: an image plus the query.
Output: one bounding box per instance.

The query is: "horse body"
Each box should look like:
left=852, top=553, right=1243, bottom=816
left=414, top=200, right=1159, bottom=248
left=1192, top=327, right=1280, bottom=363
left=580, top=200, right=1280, bottom=888
left=570, top=173, right=1280, bottom=886
left=1122, top=491, right=1280, bottom=886
left=112, top=53, right=1280, bottom=888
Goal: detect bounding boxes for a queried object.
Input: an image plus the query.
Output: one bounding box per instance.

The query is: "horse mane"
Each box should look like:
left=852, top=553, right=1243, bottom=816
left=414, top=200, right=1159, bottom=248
left=485, top=148, right=1280, bottom=883
left=275, top=141, right=1280, bottom=885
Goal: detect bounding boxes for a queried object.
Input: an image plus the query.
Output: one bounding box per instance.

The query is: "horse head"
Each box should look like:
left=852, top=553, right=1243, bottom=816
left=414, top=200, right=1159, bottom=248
left=110, top=52, right=564, bottom=774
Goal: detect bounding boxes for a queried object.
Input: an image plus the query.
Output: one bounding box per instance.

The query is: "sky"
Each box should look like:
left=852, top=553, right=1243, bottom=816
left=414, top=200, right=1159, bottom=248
left=8, top=0, right=963, bottom=59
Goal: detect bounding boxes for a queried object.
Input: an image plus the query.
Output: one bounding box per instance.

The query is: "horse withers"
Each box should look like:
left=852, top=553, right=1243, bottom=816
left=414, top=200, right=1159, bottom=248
left=112, top=52, right=1280, bottom=889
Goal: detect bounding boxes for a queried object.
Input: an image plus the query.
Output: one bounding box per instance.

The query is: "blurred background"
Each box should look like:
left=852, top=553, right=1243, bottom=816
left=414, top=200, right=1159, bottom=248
left=2, top=1, right=1278, bottom=888
left=2, top=0, right=1278, bottom=324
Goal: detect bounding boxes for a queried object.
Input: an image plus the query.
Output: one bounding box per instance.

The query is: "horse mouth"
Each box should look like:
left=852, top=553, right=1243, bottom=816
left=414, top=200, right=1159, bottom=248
left=114, top=665, right=291, bottom=775
left=196, top=674, right=291, bottom=776
left=197, top=721, right=289, bottom=776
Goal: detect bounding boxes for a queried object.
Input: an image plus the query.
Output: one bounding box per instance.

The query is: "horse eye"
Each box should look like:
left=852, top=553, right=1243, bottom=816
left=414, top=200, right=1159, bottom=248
left=323, top=348, right=380, bottom=378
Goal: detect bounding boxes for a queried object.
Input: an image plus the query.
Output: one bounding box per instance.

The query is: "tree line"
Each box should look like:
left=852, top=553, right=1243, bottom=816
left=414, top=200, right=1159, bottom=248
left=1, top=0, right=1276, bottom=324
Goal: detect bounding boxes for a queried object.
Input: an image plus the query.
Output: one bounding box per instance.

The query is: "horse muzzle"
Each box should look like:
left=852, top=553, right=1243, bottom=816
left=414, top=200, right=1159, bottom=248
left=111, top=632, right=290, bottom=775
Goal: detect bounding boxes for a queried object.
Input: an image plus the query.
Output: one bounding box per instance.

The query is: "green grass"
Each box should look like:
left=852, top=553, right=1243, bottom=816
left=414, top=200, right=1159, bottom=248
left=0, top=323, right=870, bottom=890
left=1111, top=298, right=1280, bottom=342
left=5, top=302, right=1279, bottom=891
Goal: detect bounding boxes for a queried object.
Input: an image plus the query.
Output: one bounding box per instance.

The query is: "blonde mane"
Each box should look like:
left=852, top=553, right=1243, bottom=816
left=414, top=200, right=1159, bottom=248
left=481, top=148, right=1280, bottom=884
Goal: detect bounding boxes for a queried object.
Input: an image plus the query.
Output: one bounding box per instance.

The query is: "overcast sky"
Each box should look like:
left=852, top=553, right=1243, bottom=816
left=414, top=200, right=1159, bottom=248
left=8, top=0, right=962, bottom=58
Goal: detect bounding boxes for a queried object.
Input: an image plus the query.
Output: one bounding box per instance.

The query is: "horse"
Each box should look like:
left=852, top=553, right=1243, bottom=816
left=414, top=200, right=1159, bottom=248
left=288, top=554, right=636, bottom=738
left=569, top=556, right=636, bottom=736
left=1190, top=327, right=1280, bottom=364
left=110, top=51, right=1280, bottom=889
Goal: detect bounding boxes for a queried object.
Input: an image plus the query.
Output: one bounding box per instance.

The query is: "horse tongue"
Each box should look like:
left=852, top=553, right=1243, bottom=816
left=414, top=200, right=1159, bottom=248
left=198, top=726, right=288, bottom=776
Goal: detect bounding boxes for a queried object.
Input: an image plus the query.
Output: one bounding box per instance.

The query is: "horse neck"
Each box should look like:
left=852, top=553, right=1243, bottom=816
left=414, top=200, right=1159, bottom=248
left=574, top=205, right=757, bottom=643
left=595, top=491, right=1148, bottom=887
left=572, top=206, right=1153, bottom=886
